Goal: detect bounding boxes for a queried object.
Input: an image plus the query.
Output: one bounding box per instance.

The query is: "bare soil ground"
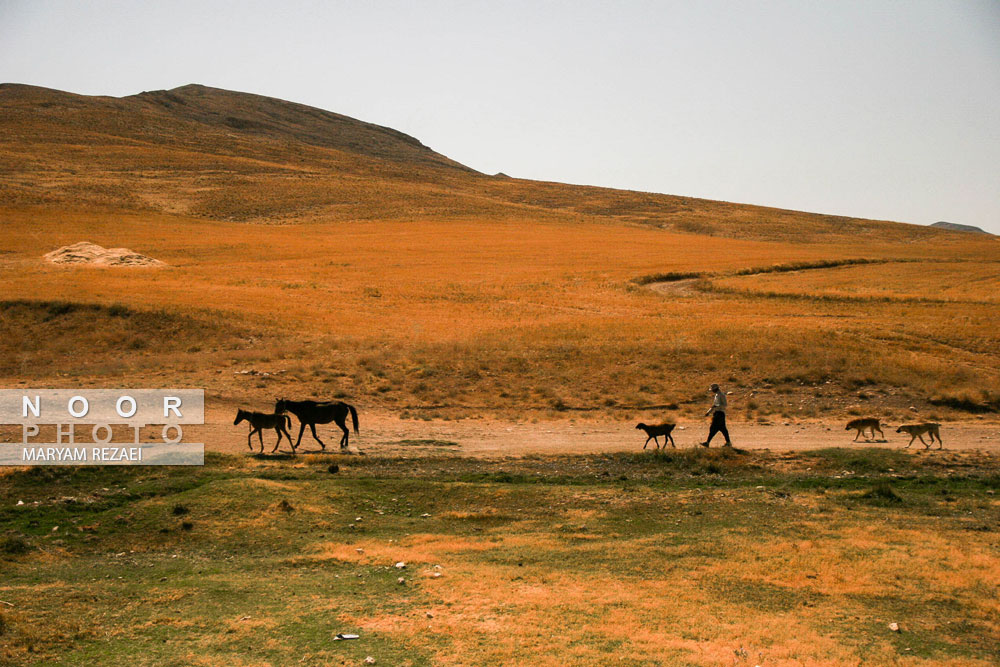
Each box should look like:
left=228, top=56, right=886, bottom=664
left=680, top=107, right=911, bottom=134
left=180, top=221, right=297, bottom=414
left=197, top=408, right=1000, bottom=457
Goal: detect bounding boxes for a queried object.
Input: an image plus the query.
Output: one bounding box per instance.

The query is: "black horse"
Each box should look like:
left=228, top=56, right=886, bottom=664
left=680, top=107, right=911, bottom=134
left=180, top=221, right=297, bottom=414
left=275, top=398, right=359, bottom=450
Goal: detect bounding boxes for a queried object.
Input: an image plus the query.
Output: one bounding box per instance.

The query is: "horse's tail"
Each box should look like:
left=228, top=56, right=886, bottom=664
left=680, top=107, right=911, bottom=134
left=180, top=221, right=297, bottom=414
left=347, top=403, right=359, bottom=433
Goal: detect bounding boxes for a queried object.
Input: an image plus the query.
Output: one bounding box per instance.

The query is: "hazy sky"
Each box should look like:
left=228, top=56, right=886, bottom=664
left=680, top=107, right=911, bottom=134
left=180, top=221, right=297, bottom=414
left=2, top=0, right=998, bottom=232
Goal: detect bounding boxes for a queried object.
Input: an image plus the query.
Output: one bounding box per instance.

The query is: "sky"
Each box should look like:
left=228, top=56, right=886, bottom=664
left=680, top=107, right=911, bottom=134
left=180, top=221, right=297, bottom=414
left=2, top=0, right=998, bottom=233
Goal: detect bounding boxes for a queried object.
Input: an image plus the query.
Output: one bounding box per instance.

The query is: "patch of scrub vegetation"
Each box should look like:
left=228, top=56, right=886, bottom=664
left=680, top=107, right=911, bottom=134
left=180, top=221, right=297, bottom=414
left=731, top=257, right=899, bottom=276
left=631, top=271, right=703, bottom=285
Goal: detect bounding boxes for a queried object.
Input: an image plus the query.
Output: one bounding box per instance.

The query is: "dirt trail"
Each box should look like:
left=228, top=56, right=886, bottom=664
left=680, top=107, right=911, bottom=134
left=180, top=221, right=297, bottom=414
left=198, top=408, right=1000, bottom=457
left=646, top=278, right=700, bottom=296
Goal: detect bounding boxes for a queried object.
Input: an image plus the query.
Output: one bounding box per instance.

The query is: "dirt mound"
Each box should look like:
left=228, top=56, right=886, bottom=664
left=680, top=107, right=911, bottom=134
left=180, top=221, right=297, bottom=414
left=44, top=242, right=164, bottom=267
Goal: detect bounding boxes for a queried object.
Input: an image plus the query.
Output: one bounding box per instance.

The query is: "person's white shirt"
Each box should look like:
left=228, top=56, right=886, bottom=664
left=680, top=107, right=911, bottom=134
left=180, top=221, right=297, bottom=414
left=708, top=391, right=727, bottom=415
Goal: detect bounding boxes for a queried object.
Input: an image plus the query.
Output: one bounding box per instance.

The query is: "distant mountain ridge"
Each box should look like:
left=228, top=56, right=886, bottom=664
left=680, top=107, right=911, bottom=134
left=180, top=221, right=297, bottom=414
left=930, top=221, right=991, bottom=235
left=0, top=82, right=987, bottom=242
left=0, top=82, right=470, bottom=172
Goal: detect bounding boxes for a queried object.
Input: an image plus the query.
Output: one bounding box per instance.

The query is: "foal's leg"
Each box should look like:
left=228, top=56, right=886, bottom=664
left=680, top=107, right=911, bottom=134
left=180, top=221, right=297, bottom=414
left=271, top=427, right=283, bottom=453
left=247, top=429, right=254, bottom=451
left=257, top=428, right=265, bottom=453
left=279, top=425, right=295, bottom=453
left=668, top=432, right=676, bottom=448
left=643, top=435, right=652, bottom=450
left=309, top=423, right=326, bottom=449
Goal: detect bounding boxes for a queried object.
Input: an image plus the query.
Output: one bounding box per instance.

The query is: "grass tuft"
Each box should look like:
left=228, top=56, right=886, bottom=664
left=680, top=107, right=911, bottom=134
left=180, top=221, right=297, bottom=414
left=1, top=536, right=33, bottom=555
left=861, top=482, right=904, bottom=504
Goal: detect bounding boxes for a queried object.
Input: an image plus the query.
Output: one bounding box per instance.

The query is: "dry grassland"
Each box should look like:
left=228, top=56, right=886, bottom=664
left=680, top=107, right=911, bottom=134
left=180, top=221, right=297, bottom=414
left=1, top=206, right=997, bottom=421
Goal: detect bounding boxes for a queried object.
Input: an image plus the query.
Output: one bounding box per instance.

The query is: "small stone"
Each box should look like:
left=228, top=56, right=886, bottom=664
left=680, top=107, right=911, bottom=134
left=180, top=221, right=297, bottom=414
left=16, top=500, right=24, bottom=506
left=364, top=657, right=376, bottom=664
left=421, top=513, right=431, bottom=518
left=356, top=548, right=364, bottom=554
left=889, top=622, right=900, bottom=632
left=395, top=562, right=406, bottom=569
left=397, top=577, right=405, bottom=585
left=425, top=612, right=434, bottom=618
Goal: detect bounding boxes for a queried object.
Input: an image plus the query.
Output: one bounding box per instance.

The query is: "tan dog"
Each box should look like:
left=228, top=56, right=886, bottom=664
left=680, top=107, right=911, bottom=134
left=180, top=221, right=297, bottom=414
left=896, top=423, right=943, bottom=449
left=845, top=418, right=885, bottom=441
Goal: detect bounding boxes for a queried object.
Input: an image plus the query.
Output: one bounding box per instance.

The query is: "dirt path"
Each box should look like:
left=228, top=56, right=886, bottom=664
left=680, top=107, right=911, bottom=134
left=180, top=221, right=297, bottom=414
left=3, top=408, right=996, bottom=457
left=198, top=408, right=1000, bottom=457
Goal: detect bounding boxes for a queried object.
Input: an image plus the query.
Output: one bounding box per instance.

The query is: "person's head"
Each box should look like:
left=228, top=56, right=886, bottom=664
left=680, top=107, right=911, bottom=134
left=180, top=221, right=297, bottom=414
left=710, top=383, right=720, bottom=393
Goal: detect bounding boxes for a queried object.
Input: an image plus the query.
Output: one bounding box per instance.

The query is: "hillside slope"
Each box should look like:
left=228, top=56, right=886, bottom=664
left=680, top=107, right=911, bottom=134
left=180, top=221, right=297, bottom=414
left=0, top=82, right=982, bottom=242
left=931, top=221, right=991, bottom=235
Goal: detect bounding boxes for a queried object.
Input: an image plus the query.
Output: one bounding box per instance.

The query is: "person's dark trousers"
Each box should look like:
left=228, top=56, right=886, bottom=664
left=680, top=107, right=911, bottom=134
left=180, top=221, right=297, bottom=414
left=706, top=411, right=730, bottom=446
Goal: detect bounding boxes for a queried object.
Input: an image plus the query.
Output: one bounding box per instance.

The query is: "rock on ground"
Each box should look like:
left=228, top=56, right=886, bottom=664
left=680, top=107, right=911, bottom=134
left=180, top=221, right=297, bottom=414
left=44, top=241, right=164, bottom=267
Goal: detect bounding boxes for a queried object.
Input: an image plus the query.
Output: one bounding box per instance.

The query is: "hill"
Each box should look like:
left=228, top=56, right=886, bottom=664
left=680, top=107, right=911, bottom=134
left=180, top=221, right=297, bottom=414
left=1, top=83, right=997, bottom=421
left=930, top=221, right=991, bottom=235
left=0, top=82, right=967, bottom=241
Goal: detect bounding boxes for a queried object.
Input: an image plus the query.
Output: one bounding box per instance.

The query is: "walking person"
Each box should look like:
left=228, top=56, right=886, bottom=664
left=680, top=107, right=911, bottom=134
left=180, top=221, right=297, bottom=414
left=700, top=383, right=732, bottom=447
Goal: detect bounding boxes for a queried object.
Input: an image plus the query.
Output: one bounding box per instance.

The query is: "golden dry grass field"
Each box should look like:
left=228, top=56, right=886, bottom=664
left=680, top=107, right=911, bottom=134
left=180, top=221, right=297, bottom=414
left=2, top=206, right=997, bottom=424
left=1, top=84, right=998, bottom=665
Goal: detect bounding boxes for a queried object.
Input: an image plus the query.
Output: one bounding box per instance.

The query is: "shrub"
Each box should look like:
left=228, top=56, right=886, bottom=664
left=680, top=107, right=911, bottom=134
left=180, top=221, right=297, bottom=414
left=1, top=536, right=32, bottom=555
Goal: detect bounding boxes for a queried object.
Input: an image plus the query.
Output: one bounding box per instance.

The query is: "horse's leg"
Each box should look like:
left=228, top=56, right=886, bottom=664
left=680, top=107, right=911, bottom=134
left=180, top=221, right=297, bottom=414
left=335, top=415, right=350, bottom=448
left=669, top=433, right=676, bottom=448
left=247, top=429, right=254, bottom=451
left=309, top=423, right=325, bottom=449
left=295, top=422, right=306, bottom=449
left=271, top=427, right=282, bottom=453
left=643, top=435, right=651, bottom=449
left=280, top=426, right=294, bottom=453
left=257, top=428, right=265, bottom=453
